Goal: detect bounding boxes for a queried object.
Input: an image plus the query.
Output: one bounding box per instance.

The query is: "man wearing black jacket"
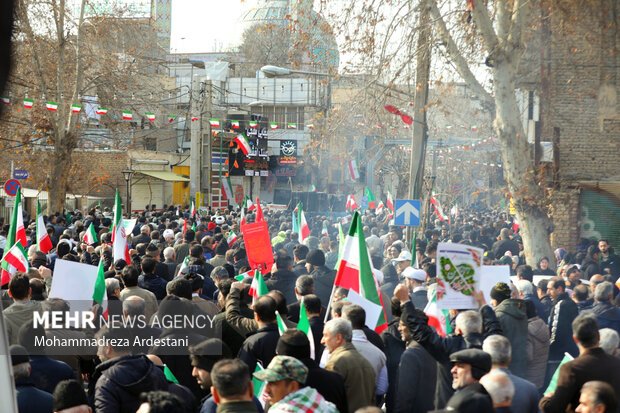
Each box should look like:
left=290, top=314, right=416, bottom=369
left=265, top=255, right=298, bottom=305
left=238, top=295, right=280, bottom=373
left=394, top=284, right=502, bottom=409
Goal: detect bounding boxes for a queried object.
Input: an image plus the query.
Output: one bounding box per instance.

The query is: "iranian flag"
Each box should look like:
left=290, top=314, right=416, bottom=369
left=513, top=217, right=520, bottom=232
left=376, top=201, right=385, bottom=215
left=209, top=118, right=220, bottom=127
left=364, top=187, right=376, bottom=209
left=1, top=186, right=28, bottom=284
left=298, top=296, right=316, bottom=359
left=71, top=104, right=82, bottom=113
left=307, top=123, right=314, bottom=129
left=168, top=115, right=176, bottom=123
left=227, top=230, right=237, bottom=245
left=249, top=269, right=269, bottom=305
left=321, top=223, right=329, bottom=237
left=46, top=102, right=58, bottom=111
left=234, top=134, right=251, bottom=155
left=244, top=196, right=256, bottom=211
left=386, top=189, right=395, bottom=213
left=471, top=125, right=478, bottom=131
left=239, top=206, right=246, bottom=227
left=122, top=111, right=132, bottom=120
left=430, top=195, right=448, bottom=222
left=1, top=242, right=29, bottom=276
left=178, top=255, right=190, bottom=274
left=231, top=120, right=240, bottom=129
left=333, top=212, right=387, bottom=333
left=270, top=122, right=278, bottom=130
left=190, top=199, right=196, bottom=218
left=309, top=184, right=316, bottom=192
left=346, top=194, right=358, bottom=211
left=92, top=259, right=108, bottom=309
left=424, top=290, right=452, bottom=337
left=287, top=123, right=297, bottom=129
left=111, top=189, right=131, bottom=264
left=298, top=209, right=310, bottom=243
left=252, top=363, right=270, bottom=408
left=84, top=223, right=98, bottom=245
left=348, top=160, right=360, bottom=180
left=450, top=202, right=459, bottom=217
left=249, top=121, right=258, bottom=128
left=276, top=311, right=288, bottom=335
left=36, top=200, right=53, bottom=253
left=222, top=176, right=233, bottom=200
left=146, top=112, right=155, bottom=121
left=23, top=99, right=33, bottom=108
left=96, top=108, right=108, bottom=115
left=1, top=96, right=9, bottom=104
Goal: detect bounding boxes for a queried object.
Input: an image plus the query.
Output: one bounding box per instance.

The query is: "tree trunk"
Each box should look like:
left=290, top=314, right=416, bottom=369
left=493, top=59, right=554, bottom=265
left=47, top=144, right=72, bottom=214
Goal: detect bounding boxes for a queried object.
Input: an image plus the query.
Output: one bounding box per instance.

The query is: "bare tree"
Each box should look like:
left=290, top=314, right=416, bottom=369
left=2, top=0, right=168, bottom=214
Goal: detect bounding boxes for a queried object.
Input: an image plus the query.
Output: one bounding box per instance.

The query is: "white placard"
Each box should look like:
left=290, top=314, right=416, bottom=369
left=347, top=289, right=383, bottom=330
left=49, top=259, right=99, bottom=313
left=436, top=243, right=483, bottom=310
left=480, top=265, right=511, bottom=305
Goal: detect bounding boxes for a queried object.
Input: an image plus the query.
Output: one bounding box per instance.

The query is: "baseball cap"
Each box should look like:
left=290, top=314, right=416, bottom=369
left=393, top=251, right=413, bottom=262
left=402, top=267, right=426, bottom=281
left=252, top=355, right=308, bottom=384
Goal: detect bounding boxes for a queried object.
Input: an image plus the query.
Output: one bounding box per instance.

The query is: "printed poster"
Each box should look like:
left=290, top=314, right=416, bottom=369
left=436, top=242, right=483, bottom=309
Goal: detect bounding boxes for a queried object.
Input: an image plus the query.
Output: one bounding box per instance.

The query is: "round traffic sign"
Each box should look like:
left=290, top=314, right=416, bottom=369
left=4, top=179, right=20, bottom=197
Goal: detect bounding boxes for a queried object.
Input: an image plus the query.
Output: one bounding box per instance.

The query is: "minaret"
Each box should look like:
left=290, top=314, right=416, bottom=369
left=150, top=0, right=172, bottom=54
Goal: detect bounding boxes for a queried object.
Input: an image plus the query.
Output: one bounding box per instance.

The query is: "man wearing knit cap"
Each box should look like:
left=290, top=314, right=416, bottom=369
left=11, top=344, right=53, bottom=413
left=445, top=349, right=494, bottom=411
left=490, top=282, right=528, bottom=379
left=53, top=379, right=91, bottom=413
left=402, top=267, right=428, bottom=309
left=305, top=249, right=336, bottom=306
left=253, top=355, right=338, bottom=413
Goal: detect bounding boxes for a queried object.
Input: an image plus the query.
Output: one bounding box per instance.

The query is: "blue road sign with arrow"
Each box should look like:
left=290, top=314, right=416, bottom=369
left=394, top=199, right=421, bottom=226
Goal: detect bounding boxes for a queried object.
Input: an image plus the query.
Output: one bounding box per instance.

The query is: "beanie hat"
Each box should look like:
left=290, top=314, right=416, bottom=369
left=490, top=282, right=512, bottom=304
left=276, top=330, right=311, bottom=360
left=189, top=339, right=232, bottom=372
left=208, top=222, right=216, bottom=231
left=53, top=380, right=89, bottom=411
left=10, top=344, right=29, bottom=366
left=306, top=249, right=325, bottom=267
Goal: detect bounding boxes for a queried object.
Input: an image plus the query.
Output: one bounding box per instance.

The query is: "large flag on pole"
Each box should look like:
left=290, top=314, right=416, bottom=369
left=92, top=259, right=108, bottom=314
left=333, top=212, right=387, bottom=333
left=386, top=189, right=395, bottom=214
left=298, top=209, right=310, bottom=243
left=1, top=187, right=27, bottom=284
left=112, top=189, right=131, bottom=264
left=36, top=200, right=53, bottom=253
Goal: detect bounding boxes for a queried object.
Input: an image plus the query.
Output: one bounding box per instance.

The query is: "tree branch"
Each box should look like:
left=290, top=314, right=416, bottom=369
left=470, top=0, right=500, bottom=53
left=428, top=0, right=493, bottom=105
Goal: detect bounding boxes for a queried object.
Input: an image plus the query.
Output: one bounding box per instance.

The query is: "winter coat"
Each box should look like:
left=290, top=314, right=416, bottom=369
left=15, top=377, right=53, bottom=413
left=238, top=323, right=280, bottom=373
left=581, top=259, right=600, bottom=280
left=292, top=260, right=308, bottom=276
left=3, top=300, right=42, bottom=345
left=495, top=299, right=529, bottom=378
left=302, top=357, right=349, bottom=413
left=548, top=292, right=579, bottom=361
left=29, top=355, right=75, bottom=394
left=88, top=354, right=174, bottom=413
left=592, top=301, right=620, bottom=335
left=523, top=293, right=548, bottom=321
left=394, top=341, right=437, bottom=413
left=526, top=316, right=550, bottom=389
left=266, top=269, right=298, bottom=305
left=310, top=265, right=336, bottom=306
left=401, top=301, right=503, bottom=408
left=491, top=238, right=520, bottom=259
left=381, top=319, right=406, bottom=413
left=138, top=273, right=168, bottom=300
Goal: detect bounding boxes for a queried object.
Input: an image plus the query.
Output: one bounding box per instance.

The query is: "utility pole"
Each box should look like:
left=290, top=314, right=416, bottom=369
left=190, top=75, right=201, bottom=201
left=203, top=79, right=212, bottom=207
left=406, top=2, right=431, bottom=246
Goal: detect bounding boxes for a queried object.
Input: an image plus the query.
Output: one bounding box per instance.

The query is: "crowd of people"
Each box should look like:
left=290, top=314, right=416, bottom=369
left=1, top=202, right=620, bottom=413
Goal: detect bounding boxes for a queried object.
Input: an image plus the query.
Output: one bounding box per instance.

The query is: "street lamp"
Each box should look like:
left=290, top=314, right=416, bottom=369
left=121, top=169, right=134, bottom=215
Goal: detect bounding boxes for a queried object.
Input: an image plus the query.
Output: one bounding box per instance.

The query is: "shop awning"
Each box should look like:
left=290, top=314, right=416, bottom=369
left=137, top=171, right=189, bottom=182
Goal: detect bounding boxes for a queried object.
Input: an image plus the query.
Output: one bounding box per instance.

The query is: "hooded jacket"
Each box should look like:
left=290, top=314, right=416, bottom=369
left=495, top=298, right=529, bottom=378
left=310, top=265, right=336, bottom=306
left=527, top=315, right=550, bottom=388
left=88, top=354, right=172, bottom=413
left=592, top=301, right=620, bottom=335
